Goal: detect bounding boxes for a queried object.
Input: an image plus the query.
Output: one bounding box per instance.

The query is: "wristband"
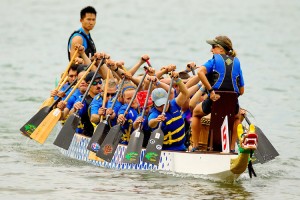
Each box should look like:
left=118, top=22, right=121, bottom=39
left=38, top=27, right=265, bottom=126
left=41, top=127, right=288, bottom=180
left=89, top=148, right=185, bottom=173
left=175, top=78, right=182, bottom=85
left=197, top=83, right=202, bottom=89
left=208, top=88, right=214, bottom=93
left=114, top=66, right=119, bottom=72
left=156, top=81, right=160, bottom=86
left=185, top=69, right=189, bottom=73
left=200, top=86, right=206, bottom=93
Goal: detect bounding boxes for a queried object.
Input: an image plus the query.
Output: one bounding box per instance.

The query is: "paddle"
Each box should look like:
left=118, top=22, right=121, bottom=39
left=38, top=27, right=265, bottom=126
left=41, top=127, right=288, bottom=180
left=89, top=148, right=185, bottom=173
left=40, top=49, right=79, bottom=108
left=244, top=115, right=279, bottom=164
left=87, top=77, right=126, bottom=152
left=53, top=59, right=105, bottom=149
left=29, top=61, right=95, bottom=144
left=123, top=80, right=153, bottom=164
left=20, top=78, right=77, bottom=138
left=96, top=67, right=149, bottom=162
left=143, top=77, right=174, bottom=165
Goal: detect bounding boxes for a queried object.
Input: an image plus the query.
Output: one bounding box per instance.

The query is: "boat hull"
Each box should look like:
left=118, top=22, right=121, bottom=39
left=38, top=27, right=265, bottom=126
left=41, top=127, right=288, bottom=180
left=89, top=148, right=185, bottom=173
left=59, top=133, right=244, bottom=181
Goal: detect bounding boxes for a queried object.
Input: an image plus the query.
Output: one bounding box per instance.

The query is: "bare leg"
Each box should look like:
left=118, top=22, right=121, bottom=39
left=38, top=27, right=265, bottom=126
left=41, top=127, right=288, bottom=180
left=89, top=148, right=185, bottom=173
left=191, top=115, right=201, bottom=148
left=191, top=103, right=206, bottom=148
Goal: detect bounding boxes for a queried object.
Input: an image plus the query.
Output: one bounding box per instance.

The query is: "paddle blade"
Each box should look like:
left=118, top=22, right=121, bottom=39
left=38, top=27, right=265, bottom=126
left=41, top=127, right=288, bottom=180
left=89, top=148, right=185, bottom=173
left=87, top=121, right=110, bottom=152
left=253, top=126, right=279, bottom=164
left=142, top=127, right=164, bottom=165
left=20, top=106, right=52, bottom=137
left=96, top=124, right=122, bottom=162
left=53, top=113, right=80, bottom=150
left=123, top=129, right=144, bottom=164
left=30, top=108, right=61, bottom=144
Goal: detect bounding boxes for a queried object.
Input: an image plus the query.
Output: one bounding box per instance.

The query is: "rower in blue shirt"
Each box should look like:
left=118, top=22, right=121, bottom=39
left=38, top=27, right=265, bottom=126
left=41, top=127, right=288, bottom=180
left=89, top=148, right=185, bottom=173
left=148, top=71, right=189, bottom=151
left=90, top=78, right=121, bottom=127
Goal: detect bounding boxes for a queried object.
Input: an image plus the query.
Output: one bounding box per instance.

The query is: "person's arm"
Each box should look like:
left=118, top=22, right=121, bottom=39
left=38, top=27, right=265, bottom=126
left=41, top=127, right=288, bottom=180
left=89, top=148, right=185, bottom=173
left=90, top=114, right=100, bottom=124
left=189, top=85, right=207, bottom=111
left=155, top=65, right=176, bottom=80
left=75, top=44, right=91, bottom=65
left=70, top=36, right=83, bottom=60
left=133, top=116, right=143, bottom=130
left=239, top=86, right=244, bottom=95
left=172, top=72, right=189, bottom=108
left=185, top=75, right=200, bottom=88
left=148, top=114, right=166, bottom=129
left=92, top=53, right=113, bottom=78
left=128, top=54, right=149, bottom=76
left=197, top=66, right=219, bottom=101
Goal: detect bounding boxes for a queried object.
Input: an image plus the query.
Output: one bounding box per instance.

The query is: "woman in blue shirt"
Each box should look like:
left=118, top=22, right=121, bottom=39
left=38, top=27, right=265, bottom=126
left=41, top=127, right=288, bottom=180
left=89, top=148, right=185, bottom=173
left=191, top=35, right=245, bottom=152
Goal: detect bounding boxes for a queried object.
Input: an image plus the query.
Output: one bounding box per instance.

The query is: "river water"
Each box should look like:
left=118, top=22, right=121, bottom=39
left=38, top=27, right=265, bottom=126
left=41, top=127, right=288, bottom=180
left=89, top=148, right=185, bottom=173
left=1, top=0, right=299, bottom=199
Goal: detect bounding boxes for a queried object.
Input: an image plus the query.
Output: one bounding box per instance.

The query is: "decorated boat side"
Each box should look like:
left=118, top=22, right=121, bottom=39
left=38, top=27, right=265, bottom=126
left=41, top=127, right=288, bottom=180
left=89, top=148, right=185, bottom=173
left=59, top=129, right=257, bottom=182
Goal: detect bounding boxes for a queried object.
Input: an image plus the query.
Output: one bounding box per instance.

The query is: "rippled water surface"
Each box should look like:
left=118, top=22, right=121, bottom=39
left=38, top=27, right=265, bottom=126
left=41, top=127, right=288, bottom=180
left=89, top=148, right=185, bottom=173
left=1, top=0, right=300, bottom=199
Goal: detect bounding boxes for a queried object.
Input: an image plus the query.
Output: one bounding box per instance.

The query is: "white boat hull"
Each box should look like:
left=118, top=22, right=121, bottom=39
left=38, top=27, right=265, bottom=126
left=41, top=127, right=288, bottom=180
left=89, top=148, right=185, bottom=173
left=59, top=133, right=245, bottom=181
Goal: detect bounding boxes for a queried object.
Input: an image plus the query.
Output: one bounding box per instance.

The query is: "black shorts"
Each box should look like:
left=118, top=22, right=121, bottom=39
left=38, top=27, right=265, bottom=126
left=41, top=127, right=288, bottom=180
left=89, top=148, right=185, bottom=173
left=201, top=98, right=240, bottom=115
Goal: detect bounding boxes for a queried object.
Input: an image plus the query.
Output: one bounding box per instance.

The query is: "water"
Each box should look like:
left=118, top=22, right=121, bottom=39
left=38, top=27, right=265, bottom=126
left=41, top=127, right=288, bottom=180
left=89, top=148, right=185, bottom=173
left=1, top=0, right=300, bottom=199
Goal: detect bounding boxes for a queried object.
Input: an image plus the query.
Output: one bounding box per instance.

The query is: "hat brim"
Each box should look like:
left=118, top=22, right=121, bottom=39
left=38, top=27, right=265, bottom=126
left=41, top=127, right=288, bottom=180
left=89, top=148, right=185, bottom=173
left=154, top=97, right=167, bottom=107
left=206, top=39, right=218, bottom=45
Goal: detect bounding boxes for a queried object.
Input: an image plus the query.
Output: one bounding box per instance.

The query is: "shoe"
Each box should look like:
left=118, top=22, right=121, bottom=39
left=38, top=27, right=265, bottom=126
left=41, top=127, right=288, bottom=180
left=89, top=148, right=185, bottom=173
left=191, top=147, right=200, bottom=152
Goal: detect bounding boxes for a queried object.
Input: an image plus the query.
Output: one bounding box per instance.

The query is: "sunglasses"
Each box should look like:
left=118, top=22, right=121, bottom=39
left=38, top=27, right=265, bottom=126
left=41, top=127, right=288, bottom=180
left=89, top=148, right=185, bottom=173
left=107, top=93, right=116, bottom=97
left=91, top=80, right=102, bottom=85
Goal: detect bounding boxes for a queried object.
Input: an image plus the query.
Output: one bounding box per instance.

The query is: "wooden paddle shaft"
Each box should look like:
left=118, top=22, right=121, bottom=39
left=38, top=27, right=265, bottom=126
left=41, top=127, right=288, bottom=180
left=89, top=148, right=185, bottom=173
left=158, top=77, right=174, bottom=129
left=104, top=77, right=126, bottom=121
left=63, top=60, right=95, bottom=103
left=124, top=68, right=148, bottom=115
left=57, top=49, right=79, bottom=87
left=79, top=59, right=105, bottom=105
left=100, top=65, right=110, bottom=122
left=57, top=76, right=69, bottom=91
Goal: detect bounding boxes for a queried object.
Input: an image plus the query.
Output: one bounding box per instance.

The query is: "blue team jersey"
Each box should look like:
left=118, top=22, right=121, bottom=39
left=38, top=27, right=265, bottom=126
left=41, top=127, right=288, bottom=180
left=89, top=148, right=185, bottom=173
left=148, top=99, right=186, bottom=151
left=89, top=94, right=122, bottom=127
left=118, top=104, right=140, bottom=144
left=66, top=89, right=82, bottom=110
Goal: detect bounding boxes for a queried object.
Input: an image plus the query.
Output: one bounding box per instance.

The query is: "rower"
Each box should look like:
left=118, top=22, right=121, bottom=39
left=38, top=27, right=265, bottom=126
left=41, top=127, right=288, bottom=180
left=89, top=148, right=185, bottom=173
left=148, top=69, right=189, bottom=151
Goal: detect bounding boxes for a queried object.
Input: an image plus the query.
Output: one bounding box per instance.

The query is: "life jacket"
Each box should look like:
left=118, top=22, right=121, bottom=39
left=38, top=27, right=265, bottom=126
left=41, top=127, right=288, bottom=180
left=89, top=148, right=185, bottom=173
left=67, top=30, right=96, bottom=60
left=209, top=54, right=242, bottom=94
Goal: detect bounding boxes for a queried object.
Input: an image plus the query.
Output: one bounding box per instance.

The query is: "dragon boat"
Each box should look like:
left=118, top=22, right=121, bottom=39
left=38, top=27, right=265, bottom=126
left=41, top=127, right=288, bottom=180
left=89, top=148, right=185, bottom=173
left=58, top=91, right=263, bottom=182
left=59, top=127, right=257, bottom=182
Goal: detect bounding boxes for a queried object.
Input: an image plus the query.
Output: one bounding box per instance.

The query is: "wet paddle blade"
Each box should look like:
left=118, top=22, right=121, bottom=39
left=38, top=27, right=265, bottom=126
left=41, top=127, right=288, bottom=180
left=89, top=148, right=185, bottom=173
left=123, top=128, right=144, bottom=164
left=96, top=124, right=122, bottom=162
left=30, top=108, right=62, bottom=144
left=253, top=126, right=279, bottom=164
left=87, top=120, right=110, bottom=152
left=142, top=127, right=164, bottom=165
left=53, top=113, right=80, bottom=150
left=20, top=106, right=52, bottom=137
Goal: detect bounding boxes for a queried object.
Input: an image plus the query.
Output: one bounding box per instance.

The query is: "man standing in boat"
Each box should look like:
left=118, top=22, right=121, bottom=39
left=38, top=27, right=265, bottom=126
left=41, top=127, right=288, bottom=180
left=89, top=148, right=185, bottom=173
left=68, top=6, right=97, bottom=60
